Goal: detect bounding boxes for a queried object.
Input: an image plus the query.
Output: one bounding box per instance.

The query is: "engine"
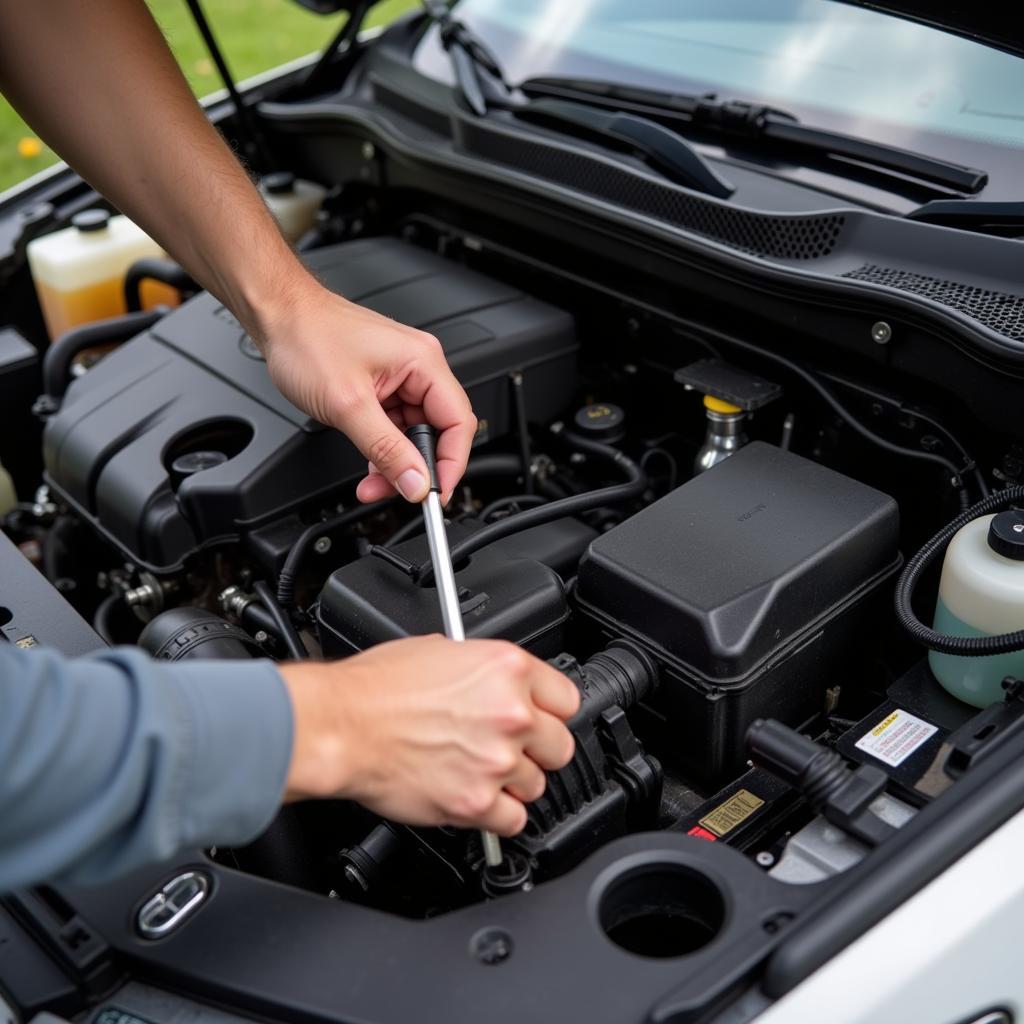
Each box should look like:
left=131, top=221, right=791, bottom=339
left=24, top=232, right=976, bottom=917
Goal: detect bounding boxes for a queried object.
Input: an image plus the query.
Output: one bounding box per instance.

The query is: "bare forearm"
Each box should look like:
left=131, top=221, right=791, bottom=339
left=0, top=0, right=312, bottom=331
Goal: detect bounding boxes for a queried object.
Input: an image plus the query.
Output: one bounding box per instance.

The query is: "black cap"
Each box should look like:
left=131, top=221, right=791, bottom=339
left=72, top=209, right=111, bottom=233
left=573, top=402, right=625, bottom=443
left=170, top=450, right=228, bottom=490
left=262, top=172, right=296, bottom=195
left=988, top=510, right=1024, bottom=562
left=405, top=424, right=440, bottom=492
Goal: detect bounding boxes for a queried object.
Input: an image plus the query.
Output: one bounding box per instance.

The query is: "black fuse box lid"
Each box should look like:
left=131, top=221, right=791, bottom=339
left=576, top=442, right=900, bottom=685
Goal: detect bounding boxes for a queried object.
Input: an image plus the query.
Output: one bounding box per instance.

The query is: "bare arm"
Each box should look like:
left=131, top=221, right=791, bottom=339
left=0, top=0, right=475, bottom=503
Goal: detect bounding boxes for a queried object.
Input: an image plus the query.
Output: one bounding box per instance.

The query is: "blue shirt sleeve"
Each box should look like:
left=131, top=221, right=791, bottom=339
left=0, top=644, right=293, bottom=891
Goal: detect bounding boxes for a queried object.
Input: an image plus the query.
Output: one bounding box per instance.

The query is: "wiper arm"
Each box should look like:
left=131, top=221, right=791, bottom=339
left=517, top=98, right=735, bottom=199
left=420, top=0, right=514, bottom=116
left=521, top=77, right=989, bottom=195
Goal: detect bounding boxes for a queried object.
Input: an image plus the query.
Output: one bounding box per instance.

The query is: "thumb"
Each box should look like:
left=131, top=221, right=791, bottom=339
left=341, top=395, right=430, bottom=503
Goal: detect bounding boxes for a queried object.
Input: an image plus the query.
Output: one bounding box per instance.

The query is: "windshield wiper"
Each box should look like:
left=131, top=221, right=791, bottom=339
left=419, top=0, right=515, bottom=116
left=517, top=98, right=735, bottom=198
left=520, top=77, right=989, bottom=196
left=418, top=6, right=733, bottom=198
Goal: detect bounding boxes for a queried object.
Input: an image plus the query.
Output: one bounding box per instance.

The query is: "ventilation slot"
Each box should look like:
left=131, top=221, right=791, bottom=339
left=842, top=264, right=1024, bottom=342
left=459, top=123, right=846, bottom=261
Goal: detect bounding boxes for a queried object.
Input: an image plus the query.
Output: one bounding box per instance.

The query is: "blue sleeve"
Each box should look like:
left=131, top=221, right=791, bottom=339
left=0, top=644, right=293, bottom=891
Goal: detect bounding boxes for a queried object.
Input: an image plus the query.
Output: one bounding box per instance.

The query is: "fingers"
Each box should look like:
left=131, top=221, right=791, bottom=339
left=474, top=792, right=529, bottom=838
left=397, top=344, right=476, bottom=504
left=435, top=413, right=477, bottom=504
left=504, top=755, right=547, bottom=803
left=338, top=393, right=430, bottom=503
left=530, top=662, right=582, bottom=721
left=525, top=710, right=575, bottom=771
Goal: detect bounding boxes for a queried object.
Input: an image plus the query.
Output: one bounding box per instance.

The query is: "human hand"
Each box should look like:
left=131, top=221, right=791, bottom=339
left=251, top=278, right=476, bottom=504
left=278, top=636, right=580, bottom=836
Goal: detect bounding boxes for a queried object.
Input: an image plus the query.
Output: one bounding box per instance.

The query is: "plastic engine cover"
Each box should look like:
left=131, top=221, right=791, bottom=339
left=42, top=238, right=578, bottom=571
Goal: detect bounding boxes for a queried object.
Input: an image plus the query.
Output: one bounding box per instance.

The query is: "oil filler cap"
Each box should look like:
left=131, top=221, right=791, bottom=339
left=988, top=510, right=1024, bottom=561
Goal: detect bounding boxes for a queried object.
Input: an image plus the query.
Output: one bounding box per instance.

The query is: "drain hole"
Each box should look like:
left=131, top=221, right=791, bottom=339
left=599, top=865, right=725, bottom=958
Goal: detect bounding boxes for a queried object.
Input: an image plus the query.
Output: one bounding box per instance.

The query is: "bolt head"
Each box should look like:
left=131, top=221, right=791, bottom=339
left=314, top=536, right=332, bottom=555
left=361, top=141, right=376, bottom=161
left=254, top=630, right=269, bottom=644
left=755, top=850, right=775, bottom=868
left=871, top=321, right=892, bottom=345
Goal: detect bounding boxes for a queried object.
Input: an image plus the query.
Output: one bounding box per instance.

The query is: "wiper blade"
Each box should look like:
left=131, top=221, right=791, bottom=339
left=521, top=77, right=989, bottom=195
left=517, top=98, right=735, bottom=199
left=420, top=0, right=513, bottom=116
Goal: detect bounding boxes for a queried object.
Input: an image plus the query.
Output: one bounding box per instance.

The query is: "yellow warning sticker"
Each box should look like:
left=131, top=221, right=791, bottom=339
left=855, top=707, right=937, bottom=767
left=699, top=788, right=765, bottom=837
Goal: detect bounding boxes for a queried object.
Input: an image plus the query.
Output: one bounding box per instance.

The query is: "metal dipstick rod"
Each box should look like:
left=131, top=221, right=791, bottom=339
left=406, top=426, right=504, bottom=869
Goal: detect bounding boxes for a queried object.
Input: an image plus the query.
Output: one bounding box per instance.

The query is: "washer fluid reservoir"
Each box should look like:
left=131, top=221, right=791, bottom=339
left=930, top=511, right=1024, bottom=707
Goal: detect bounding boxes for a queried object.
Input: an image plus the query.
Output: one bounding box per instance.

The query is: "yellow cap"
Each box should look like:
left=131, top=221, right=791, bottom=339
left=703, top=394, right=742, bottom=415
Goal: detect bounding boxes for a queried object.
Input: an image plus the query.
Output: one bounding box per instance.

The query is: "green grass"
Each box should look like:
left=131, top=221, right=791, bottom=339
left=0, top=0, right=417, bottom=193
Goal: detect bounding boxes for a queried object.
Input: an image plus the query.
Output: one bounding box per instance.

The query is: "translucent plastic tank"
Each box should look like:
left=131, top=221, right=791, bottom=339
left=930, top=512, right=1024, bottom=707
left=259, top=172, right=326, bottom=243
left=27, top=210, right=178, bottom=340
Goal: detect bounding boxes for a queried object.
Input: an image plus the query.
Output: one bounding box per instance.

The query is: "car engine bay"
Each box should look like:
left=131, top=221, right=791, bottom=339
left=2, top=9, right=1024, bottom=1023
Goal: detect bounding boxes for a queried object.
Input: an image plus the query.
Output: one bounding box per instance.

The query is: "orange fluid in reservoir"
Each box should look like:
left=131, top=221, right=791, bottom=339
left=36, top=277, right=179, bottom=340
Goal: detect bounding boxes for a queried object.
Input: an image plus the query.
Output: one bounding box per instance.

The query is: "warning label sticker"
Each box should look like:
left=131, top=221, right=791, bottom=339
left=855, top=708, right=938, bottom=767
left=699, top=789, right=765, bottom=837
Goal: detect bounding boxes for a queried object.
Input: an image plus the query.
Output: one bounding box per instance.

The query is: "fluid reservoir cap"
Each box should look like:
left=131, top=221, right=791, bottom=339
left=987, top=510, right=1024, bottom=562
left=170, top=450, right=228, bottom=484
left=262, top=171, right=296, bottom=195
left=574, top=402, right=625, bottom=442
left=72, top=209, right=111, bottom=233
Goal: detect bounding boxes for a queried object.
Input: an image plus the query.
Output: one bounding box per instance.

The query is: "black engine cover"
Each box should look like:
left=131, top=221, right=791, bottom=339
left=42, top=238, right=577, bottom=570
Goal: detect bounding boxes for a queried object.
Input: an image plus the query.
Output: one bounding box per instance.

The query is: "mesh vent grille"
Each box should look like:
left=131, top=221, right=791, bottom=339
left=459, top=123, right=846, bottom=261
left=842, top=264, right=1024, bottom=341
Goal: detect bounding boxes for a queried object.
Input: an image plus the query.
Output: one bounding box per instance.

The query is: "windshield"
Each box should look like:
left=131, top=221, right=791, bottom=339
left=413, top=0, right=1024, bottom=158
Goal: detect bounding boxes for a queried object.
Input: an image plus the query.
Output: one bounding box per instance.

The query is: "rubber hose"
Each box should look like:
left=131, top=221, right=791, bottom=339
left=42, top=309, right=165, bottom=400
left=416, top=431, right=646, bottom=585
left=124, top=257, right=196, bottom=312
left=253, top=581, right=307, bottom=660
left=895, top=485, right=1024, bottom=655
left=478, top=493, right=548, bottom=521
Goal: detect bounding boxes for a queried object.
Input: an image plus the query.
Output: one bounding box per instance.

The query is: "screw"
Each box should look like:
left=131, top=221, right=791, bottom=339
left=469, top=927, right=513, bottom=966
left=756, top=851, right=775, bottom=868
left=871, top=321, right=892, bottom=345
left=361, top=141, right=376, bottom=161
left=254, top=630, right=269, bottom=644
left=314, top=536, right=332, bottom=555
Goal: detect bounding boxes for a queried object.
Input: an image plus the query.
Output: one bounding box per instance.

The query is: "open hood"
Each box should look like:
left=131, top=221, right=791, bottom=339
left=838, top=2, right=1024, bottom=60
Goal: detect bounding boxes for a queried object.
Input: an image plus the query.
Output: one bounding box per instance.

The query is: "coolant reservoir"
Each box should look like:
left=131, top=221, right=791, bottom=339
left=930, top=511, right=1024, bottom=707
left=260, top=172, right=326, bottom=243
left=27, top=210, right=178, bottom=340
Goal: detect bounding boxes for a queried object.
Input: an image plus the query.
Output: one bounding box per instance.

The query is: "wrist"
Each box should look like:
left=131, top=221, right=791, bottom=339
left=236, top=262, right=335, bottom=353
left=279, top=662, right=358, bottom=802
